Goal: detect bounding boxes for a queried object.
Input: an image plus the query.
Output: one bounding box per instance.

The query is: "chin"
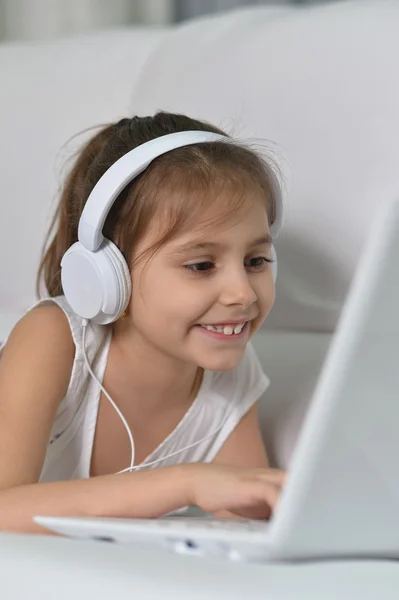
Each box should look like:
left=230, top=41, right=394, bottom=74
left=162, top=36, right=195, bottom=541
left=198, top=350, right=246, bottom=372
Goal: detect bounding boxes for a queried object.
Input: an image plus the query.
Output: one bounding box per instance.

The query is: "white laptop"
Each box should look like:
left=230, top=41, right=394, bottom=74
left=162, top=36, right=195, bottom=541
left=35, top=197, right=399, bottom=563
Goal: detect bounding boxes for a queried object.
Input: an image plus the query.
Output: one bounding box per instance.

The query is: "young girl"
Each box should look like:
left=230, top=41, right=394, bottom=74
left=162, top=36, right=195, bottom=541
left=0, top=112, right=285, bottom=534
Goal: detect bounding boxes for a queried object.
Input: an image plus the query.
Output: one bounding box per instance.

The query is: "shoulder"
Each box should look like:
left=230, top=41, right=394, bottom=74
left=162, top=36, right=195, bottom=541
left=2, top=299, right=75, bottom=371
left=194, top=342, right=270, bottom=464
left=0, top=299, right=76, bottom=417
left=0, top=297, right=76, bottom=382
left=208, top=342, right=270, bottom=406
left=237, top=342, right=270, bottom=389
left=11, top=299, right=74, bottom=349
left=27, top=296, right=84, bottom=349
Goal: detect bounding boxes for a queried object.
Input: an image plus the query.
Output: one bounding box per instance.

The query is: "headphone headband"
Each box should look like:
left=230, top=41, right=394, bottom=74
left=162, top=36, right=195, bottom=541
left=78, top=130, right=283, bottom=252
left=79, top=131, right=227, bottom=251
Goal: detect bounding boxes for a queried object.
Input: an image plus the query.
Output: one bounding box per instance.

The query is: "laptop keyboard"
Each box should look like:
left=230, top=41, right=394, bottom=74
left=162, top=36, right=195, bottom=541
left=160, top=517, right=270, bottom=532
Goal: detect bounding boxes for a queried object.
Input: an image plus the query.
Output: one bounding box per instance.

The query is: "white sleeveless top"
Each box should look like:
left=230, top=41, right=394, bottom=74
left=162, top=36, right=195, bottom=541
left=34, top=296, right=270, bottom=483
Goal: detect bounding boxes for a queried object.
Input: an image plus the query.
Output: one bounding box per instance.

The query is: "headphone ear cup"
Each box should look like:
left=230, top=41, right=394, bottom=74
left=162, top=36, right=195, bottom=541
left=270, top=244, right=278, bottom=283
left=61, top=239, right=131, bottom=324
left=101, top=240, right=132, bottom=322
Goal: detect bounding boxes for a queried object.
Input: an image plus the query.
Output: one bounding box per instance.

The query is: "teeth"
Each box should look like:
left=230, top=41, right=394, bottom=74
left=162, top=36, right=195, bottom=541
left=202, top=325, right=223, bottom=332
left=233, top=323, right=245, bottom=334
left=200, top=322, right=246, bottom=335
left=223, top=326, right=234, bottom=335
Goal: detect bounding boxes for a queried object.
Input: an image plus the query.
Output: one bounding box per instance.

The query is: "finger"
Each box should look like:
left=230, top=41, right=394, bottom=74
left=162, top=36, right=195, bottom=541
left=259, top=481, right=281, bottom=509
left=229, top=503, right=272, bottom=520
left=255, top=468, right=287, bottom=485
left=228, top=482, right=280, bottom=520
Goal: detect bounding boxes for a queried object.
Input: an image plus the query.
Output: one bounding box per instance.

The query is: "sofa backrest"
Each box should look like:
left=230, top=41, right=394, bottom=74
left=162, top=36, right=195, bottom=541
left=0, top=27, right=168, bottom=339
left=131, top=0, right=399, bottom=333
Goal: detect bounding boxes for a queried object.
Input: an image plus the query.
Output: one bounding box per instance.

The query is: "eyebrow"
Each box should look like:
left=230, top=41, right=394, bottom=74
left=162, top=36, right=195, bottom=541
left=172, top=234, right=272, bottom=254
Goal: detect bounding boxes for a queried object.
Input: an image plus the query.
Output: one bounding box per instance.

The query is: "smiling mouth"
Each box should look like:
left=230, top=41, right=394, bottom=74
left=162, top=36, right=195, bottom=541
left=195, top=321, right=250, bottom=338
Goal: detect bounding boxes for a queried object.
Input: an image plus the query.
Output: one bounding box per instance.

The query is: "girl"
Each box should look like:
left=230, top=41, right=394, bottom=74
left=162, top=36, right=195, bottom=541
left=0, top=112, right=285, bottom=534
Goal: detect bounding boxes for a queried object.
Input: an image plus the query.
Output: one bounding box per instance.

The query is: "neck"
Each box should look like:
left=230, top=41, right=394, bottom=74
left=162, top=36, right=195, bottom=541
left=109, top=319, right=202, bottom=413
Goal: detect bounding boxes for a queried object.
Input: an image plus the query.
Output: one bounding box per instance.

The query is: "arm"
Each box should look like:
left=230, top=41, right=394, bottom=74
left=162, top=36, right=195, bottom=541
left=0, top=304, right=75, bottom=489
left=0, top=461, right=285, bottom=534
left=212, top=403, right=269, bottom=469
left=212, top=403, right=273, bottom=518
left=0, top=466, right=193, bottom=534
left=212, top=344, right=272, bottom=472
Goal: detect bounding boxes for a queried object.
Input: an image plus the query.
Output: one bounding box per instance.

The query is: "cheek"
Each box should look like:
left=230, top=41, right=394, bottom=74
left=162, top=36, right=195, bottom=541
left=130, top=268, right=202, bottom=328
left=249, top=278, right=275, bottom=338
left=256, top=274, right=276, bottom=315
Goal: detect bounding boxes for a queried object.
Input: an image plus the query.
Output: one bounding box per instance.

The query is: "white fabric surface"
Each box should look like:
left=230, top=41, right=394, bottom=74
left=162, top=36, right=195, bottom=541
left=1, top=532, right=399, bottom=600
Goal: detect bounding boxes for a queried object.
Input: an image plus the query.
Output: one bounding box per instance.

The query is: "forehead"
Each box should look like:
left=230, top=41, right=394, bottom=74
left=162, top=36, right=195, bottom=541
left=158, top=183, right=268, bottom=236
left=171, top=199, right=270, bottom=247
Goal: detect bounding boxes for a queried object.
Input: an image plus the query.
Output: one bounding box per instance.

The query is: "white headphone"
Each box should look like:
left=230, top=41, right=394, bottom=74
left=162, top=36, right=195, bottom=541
left=60, top=130, right=283, bottom=325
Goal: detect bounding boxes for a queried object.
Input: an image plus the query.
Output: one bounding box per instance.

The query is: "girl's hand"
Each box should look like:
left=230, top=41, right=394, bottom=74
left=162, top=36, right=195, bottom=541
left=187, top=463, right=286, bottom=520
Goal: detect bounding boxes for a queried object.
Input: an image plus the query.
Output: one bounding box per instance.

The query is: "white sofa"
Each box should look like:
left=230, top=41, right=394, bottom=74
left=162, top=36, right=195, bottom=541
left=1, top=1, right=399, bottom=597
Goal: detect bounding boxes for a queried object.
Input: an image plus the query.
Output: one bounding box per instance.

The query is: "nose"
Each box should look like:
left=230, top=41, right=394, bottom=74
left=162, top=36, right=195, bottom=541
left=218, top=268, right=258, bottom=308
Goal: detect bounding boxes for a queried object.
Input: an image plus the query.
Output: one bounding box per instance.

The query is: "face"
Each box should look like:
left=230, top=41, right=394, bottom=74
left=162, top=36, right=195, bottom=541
left=128, top=195, right=275, bottom=371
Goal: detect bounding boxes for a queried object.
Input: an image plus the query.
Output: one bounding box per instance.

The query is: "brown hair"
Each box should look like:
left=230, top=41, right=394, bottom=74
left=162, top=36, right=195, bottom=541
left=37, top=111, right=280, bottom=297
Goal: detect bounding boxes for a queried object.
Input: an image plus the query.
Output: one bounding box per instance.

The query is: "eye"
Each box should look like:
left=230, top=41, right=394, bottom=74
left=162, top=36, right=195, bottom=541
left=184, top=261, right=214, bottom=273
left=245, top=256, right=273, bottom=270
left=183, top=257, right=273, bottom=275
